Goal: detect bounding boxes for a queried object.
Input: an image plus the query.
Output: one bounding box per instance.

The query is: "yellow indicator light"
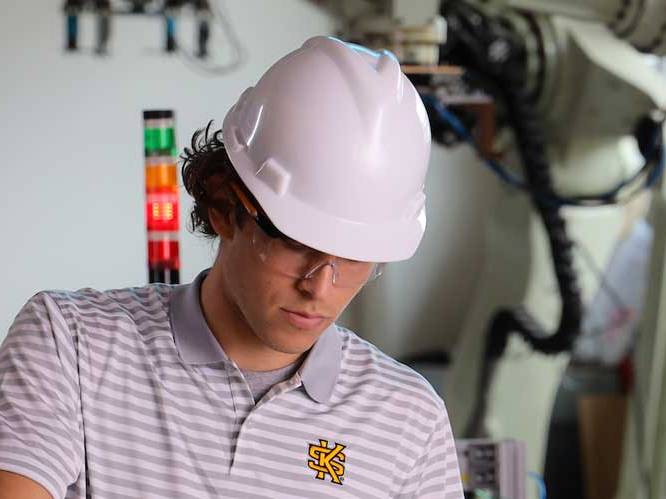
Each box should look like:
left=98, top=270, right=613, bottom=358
left=145, top=164, right=178, bottom=190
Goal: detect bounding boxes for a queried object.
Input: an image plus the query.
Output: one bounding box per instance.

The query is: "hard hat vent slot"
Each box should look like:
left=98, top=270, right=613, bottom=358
left=225, top=126, right=245, bottom=152
left=256, top=158, right=291, bottom=197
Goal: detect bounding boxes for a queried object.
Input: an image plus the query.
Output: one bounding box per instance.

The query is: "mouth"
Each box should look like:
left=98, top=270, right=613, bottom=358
left=282, top=308, right=326, bottom=319
left=281, top=308, right=327, bottom=330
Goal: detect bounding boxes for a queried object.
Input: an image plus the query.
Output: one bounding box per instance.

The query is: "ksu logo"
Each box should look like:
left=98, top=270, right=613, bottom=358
left=307, top=439, right=346, bottom=484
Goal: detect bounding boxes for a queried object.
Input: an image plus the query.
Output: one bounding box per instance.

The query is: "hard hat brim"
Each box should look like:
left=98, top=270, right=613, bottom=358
left=227, top=145, right=426, bottom=263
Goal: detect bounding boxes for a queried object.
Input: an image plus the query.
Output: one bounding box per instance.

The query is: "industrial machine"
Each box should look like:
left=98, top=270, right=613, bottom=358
left=314, top=1, right=666, bottom=497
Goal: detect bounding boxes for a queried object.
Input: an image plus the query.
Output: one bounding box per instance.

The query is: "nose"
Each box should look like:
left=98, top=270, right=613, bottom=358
left=297, top=262, right=335, bottom=298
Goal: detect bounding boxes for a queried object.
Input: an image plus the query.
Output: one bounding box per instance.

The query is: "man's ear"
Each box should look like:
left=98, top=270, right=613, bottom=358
left=206, top=174, right=238, bottom=240
left=208, top=201, right=236, bottom=241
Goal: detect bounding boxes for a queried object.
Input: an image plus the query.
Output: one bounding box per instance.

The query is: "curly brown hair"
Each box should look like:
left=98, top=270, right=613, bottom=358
left=180, top=120, right=251, bottom=239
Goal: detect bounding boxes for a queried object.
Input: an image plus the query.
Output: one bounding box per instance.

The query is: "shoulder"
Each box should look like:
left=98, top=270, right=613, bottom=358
left=334, top=324, right=447, bottom=416
left=44, top=281, right=169, bottom=309
left=44, top=282, right=169, bottom=316
left=15, top=282, right=173, bottom=340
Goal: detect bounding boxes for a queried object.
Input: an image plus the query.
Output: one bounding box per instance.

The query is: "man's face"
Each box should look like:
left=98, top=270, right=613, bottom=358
left=217, top=215, right=367, bottom=356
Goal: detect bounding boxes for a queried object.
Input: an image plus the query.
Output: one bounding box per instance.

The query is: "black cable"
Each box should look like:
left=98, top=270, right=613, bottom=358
left=439, top=0, right=584, bottom=437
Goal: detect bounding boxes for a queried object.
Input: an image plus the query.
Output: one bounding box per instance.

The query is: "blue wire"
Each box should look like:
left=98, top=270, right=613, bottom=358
left=528, top=471, right=547, bottom=499
left=166, top=16, right=176, bottom=37
left=421, top=94, right=527, bottom=190
left=67, top=15, right=78, bottom=38
left=422, top=93, right=665, bottom=205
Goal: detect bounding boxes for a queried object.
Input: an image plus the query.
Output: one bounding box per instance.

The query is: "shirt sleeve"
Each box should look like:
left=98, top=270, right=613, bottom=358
left=395, top=404, right=465, bottom=499
left=0, top=292, right=83, bottom=499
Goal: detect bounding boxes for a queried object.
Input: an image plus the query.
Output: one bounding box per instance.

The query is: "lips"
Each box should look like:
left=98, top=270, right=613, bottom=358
left=284, top=309, right=325, bottom=319
left=281, top=308, right=327, bottom=330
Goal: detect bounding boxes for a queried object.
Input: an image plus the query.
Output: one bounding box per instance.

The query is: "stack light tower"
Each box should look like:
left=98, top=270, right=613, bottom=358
left=143, top=110, right=180, bottom=284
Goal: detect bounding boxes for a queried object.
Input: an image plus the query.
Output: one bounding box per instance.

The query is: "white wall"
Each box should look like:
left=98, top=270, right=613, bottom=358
left=0, top=0, right=336, bottom=336
left=0, top=0, right=495, bottom=360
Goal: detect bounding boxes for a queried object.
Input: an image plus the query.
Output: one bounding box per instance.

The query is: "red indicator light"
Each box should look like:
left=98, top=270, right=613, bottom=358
left=146, top=191, right=179, bottom=231
left=147, top=234, right=180, bottom=269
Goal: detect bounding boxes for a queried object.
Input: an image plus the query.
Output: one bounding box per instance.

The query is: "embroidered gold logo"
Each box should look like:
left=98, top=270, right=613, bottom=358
left=308, top=439, right=346, bottom=484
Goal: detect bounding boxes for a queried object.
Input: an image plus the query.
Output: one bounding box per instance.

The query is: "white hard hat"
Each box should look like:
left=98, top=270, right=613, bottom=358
left=222, top=36, right=431, bottom=262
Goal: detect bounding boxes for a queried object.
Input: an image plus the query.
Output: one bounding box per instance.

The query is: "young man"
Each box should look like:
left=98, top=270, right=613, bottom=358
left=0, top=36, right=463, bottom=498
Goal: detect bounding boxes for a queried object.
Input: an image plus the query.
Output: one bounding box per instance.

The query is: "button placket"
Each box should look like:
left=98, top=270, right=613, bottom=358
left=231, top=375, right=304, bottom=476
left=254, top=374, right=302, bottom=411
left=226, top=360, right=257, bottom=474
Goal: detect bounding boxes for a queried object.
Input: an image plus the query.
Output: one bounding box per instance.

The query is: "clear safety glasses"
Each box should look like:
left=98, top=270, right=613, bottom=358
left=230, top=183, right=384, bottom=288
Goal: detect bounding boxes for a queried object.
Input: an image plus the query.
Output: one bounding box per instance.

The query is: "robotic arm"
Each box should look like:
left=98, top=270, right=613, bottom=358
left=493, top=0, right=666, bottom=56
left=434, top=6, right=666, bottom=499
left=319, top=1, right=666, bottom=497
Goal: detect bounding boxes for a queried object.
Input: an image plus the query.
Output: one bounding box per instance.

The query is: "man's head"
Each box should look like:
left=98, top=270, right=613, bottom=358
left=182, top=36, right=431, bottom=360
left=181, top=123, right=377, bottom=354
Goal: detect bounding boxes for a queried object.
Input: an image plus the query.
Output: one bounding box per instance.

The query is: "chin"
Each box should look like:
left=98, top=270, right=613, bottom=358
left=266, top=323, right=325, bottom=353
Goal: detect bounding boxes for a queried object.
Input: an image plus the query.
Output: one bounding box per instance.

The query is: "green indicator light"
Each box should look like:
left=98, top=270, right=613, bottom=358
left=144, top=127, right=176, bottom=156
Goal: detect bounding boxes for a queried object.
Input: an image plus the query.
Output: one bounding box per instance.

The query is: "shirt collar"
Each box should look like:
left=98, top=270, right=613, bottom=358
left=296, top=322, right=342, bottom=404
left=169, top=268, right=230, bottom=365
left=169, top=268, right=342, bottom=404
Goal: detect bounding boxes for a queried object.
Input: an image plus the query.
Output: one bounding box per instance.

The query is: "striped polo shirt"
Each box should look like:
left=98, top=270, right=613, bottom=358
left=0, top=269, right=463, bottom=498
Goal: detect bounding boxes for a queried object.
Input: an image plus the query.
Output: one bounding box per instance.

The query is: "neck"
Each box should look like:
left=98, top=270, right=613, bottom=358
left=199, top=262, right=304, bottom=371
